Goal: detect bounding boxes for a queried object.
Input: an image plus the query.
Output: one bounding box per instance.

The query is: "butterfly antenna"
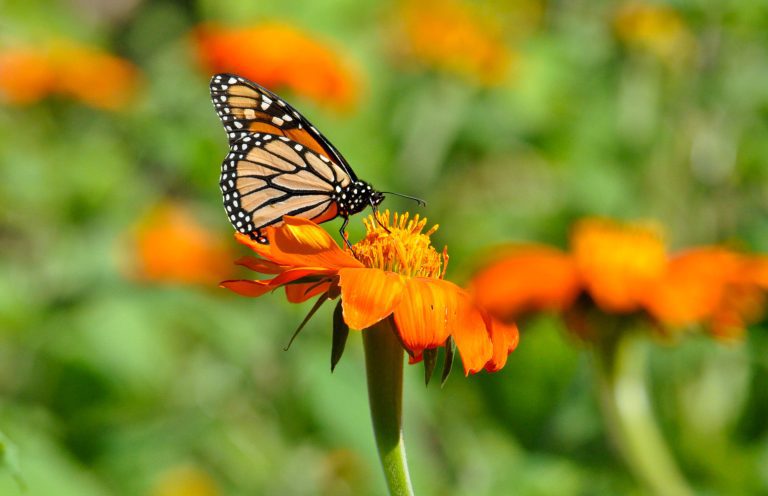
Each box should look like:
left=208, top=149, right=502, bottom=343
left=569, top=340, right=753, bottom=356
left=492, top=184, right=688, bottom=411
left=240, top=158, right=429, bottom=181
left=380, top=191, right=427, bottom=207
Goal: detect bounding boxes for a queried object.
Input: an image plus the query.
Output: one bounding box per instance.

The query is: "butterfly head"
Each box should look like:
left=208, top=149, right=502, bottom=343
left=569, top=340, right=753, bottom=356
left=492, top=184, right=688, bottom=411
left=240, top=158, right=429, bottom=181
left=370, top=189, right=385, bottom=207
left=335, top=180, right=383, bottom=216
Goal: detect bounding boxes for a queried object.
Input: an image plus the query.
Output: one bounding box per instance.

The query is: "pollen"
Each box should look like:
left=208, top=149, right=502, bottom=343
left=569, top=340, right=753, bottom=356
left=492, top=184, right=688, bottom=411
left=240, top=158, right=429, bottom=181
left=352, top=210, right=448, bottom=279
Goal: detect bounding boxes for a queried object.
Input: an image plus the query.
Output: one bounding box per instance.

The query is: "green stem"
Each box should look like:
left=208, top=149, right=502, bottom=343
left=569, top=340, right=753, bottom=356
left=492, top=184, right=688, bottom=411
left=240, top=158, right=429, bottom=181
left=363, top=320, right=414, bottom=496
left=594, top=332, right=693, bottom=496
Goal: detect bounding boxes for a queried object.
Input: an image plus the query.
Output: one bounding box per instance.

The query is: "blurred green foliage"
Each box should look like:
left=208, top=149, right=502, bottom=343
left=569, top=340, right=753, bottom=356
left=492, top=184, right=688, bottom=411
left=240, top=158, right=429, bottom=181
left=1, top=0, right=767, bottom=494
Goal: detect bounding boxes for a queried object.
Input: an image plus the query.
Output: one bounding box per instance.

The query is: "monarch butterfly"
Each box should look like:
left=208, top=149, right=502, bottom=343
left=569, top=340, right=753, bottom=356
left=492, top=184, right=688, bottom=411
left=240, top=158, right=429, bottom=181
left=210, top=73, right=422, bottom=245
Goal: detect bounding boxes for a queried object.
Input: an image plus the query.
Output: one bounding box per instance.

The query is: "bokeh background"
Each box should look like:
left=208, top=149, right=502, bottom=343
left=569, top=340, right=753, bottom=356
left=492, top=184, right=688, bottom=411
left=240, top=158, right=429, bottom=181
left=2, top=0, right=768, bottom=494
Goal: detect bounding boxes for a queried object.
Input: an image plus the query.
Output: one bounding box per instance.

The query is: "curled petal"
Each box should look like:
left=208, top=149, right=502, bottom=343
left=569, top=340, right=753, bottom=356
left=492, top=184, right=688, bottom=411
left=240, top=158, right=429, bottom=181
left=270, top=267, right=338, bottom=287
left=449, top=287, right=493, bottom=375
left=220, top=279, right=273, bottom=297
left=338, top=268, right=405, bottom=330
left=221, top=267, right=333, bottom=299
left=484, top=319, right=519, bottom=372
left=235, top=256, right=286, bottom=274
left=393, top=278, right=457, bottom=357
left=285, top=281, right=331, bottom=303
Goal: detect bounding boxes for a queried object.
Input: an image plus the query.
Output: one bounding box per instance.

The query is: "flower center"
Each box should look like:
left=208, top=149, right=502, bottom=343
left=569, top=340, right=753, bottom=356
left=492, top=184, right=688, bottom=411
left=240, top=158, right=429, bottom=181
left=352, top=210, right=448, bottom=279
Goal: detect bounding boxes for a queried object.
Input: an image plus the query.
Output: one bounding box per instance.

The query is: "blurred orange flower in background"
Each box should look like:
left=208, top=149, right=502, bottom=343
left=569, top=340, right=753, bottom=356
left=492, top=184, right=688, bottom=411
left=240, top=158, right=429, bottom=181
left=645, top=248, right=768, bottom=339
left=0, top=40, right=141, bottom=109
left=194, top=23, right=359, bottom=110
left=468, top=245, right=580, bottom=321
left=469, top=217, right=768, bottom=340
left=151, top=464, right=219, bottom=496
left=571, top=218, right=667, bottom=313
left=613, top=1, right=696, bottom=64
left=0, top=48, right=56, bottom=104
left=129, top=203, right=233, bottom=285
left=395, top=0, right=515, bottom=86
left=222, top=213, right=518, bottom=374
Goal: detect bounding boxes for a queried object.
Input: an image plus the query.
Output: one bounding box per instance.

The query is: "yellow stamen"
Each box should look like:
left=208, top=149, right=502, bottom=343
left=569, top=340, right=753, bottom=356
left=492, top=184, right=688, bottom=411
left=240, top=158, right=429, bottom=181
left=352, top=210, right=447, bottom=279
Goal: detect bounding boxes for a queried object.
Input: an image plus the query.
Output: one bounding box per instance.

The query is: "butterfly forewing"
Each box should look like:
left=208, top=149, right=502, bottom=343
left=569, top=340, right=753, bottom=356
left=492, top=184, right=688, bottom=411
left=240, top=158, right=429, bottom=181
left=220, top=133, right=350, bottom=235
left=210, top=73, right=356, bottom=180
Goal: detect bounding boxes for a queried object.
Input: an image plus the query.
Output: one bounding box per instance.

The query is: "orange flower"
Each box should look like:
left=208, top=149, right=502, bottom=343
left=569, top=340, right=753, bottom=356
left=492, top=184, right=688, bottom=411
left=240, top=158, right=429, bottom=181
left=468, top=245, right=581, bottom=321
left=469, top=217, right=768, bottom=342
left=645, top=248, right=768, bottom=339
left=614, top=2, right=696, bottom=64
left=0, top=40, right=141, bottom=110
left=395, top=0, right=514, bottom=86
left=222, top=212, right=518, bottom=374
left=129, top=203, right=233, bottom=285
left=572, top=218, right=667, bottom=313
left=194, top=23, right=359, bottom=110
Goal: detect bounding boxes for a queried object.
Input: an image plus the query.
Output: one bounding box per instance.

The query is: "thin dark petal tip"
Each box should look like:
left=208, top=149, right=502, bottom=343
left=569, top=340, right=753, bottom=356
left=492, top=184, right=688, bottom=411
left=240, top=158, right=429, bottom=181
left=331, top=301, right=350, bottom=372
left=423, top=348, right=438, bottom=387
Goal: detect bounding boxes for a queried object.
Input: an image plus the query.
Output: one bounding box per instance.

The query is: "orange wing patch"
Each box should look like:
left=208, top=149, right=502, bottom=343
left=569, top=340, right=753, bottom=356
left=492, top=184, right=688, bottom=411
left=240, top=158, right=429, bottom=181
left=211, top=74, right=343, bottom=164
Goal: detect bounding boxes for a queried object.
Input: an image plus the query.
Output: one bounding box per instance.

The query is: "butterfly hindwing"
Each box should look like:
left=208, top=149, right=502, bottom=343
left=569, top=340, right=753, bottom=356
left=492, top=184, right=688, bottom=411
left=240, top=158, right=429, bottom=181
left=220, top=133, right=353, bottom=235
left=210, top=73, right=356, bottom=180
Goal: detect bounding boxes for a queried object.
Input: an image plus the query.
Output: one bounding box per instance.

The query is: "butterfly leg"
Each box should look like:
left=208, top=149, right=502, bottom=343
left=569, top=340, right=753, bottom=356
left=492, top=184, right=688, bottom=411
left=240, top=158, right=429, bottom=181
left=371, top=204, right=391, bottom=234
left=339, top=217, right=353, bottom=250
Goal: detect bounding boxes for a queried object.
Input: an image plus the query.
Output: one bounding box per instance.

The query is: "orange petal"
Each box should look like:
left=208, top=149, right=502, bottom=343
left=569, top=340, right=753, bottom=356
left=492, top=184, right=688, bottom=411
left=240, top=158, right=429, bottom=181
left=272, top=216, right=337, bottom=249
left=274, top=217, right=362, bottom=267
left=393, top=278, right=457, bottom=356
left=449, top=287, right=493, bottom=375
left=285, top=281, right=331, bottom=303
left=484, top=319, right=520, bottom=372
left=235, top=256, right=286, bottom=274
left=220, top=279, right=274, bottom=297
left=338, top=268, right=405, bottom=329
